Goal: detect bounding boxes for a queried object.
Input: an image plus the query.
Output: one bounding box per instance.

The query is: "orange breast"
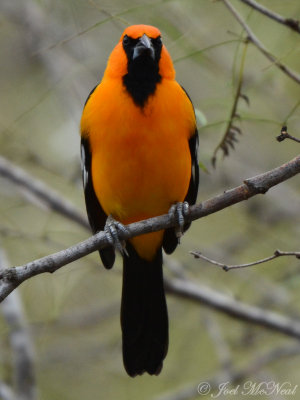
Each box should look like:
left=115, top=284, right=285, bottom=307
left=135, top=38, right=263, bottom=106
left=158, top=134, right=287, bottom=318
left=81, top=77, right=196, bottom=259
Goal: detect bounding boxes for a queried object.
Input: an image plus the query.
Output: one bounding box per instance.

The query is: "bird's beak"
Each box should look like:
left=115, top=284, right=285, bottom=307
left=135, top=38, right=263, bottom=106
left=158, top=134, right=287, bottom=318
left=133, top=34, right=155, bottom=60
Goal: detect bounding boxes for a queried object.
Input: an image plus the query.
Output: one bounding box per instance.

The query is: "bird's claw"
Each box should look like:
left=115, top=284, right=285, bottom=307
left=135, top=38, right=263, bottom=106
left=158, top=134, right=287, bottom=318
left=168, top=201, right=190, bottom=243
left=104, top=215, right=129, bottom=256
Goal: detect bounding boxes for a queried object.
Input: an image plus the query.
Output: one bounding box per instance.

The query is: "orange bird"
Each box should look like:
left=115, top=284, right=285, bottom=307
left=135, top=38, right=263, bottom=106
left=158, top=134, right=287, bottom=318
left=80, top=25, right=199, bottom=377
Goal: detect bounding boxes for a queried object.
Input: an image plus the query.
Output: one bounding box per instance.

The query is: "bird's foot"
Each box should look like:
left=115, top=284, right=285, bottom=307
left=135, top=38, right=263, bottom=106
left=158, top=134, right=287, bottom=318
left=104, top=215, right=129, bottom=256
left=168, top=201, right=190, bottom=243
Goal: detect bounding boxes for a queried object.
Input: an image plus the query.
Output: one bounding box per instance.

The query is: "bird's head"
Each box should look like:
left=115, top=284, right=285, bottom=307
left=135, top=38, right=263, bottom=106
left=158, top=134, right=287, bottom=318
left=104, top=25, right=175, bottom=89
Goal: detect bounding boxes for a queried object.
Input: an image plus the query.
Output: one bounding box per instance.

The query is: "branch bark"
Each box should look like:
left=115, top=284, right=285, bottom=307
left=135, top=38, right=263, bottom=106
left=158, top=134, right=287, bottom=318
left=0, top=154, right=300, bottom=302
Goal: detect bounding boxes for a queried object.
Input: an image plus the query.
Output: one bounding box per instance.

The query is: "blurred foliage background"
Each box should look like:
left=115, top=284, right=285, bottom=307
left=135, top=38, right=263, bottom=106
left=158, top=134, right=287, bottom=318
left=0, top=0, right=300, bottom=399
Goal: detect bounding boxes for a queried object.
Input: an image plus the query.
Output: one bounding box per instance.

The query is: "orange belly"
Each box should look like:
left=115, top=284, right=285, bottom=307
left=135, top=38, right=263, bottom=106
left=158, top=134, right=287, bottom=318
left=81, top=78, right=195, bottom=259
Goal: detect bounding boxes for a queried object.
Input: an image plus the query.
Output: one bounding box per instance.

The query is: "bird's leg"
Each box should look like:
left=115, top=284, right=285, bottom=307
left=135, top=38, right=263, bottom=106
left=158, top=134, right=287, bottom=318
left=168, top=201, right=190, bottom=243
left=104, top=215, right=129, bottom=256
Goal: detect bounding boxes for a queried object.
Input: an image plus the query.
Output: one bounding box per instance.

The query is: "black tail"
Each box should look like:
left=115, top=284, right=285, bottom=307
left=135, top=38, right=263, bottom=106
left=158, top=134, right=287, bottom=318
left=121, top=243, right=168, bottom=377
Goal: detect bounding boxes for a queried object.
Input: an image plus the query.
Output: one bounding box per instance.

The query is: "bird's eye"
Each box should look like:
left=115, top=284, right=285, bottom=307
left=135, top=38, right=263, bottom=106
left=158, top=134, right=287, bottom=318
left=152, top=36, right=162, bottom=48
left=123, top=35, right=130, bottom=46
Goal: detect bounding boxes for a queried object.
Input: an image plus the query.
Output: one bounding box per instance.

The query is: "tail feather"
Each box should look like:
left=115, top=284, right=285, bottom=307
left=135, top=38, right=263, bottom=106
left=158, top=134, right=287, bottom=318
left=121, top=243, right=168, bottom=377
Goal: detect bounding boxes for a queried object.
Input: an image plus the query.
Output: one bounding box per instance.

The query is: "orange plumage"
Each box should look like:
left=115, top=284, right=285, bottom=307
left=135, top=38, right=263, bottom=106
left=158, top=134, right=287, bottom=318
left=80, top=24, right=199, bottom=376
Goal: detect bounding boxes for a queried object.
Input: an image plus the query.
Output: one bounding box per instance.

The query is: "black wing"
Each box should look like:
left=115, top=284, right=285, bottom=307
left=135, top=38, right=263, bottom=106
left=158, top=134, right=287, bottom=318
left=81, top=89, right=115, bottom=268
left=163, top=88, right=199, bottom=255
left=184, top=131, right=199, bottom=206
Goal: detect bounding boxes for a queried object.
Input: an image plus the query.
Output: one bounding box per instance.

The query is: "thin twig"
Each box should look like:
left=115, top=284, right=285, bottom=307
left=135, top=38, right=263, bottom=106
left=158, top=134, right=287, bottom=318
left=222, top=0, right=300, bottom=85
left=239, top=0, right=300, bottom=34
left=37, top=0, right=169, bottom=53
left=277, top=126, right=300, bottom=144
left=283, top=100, right=300, bottom=126
left=173, top=39, right=241, bottom=63
left=166, top=256, right=295, bottom=340
left=191, top=249, right=300, bottom=271
left=1, top=153, right=300, bottom=301
left=212, top=41, right=248, bottom=166
left=0, top=156, right=89, bottom=229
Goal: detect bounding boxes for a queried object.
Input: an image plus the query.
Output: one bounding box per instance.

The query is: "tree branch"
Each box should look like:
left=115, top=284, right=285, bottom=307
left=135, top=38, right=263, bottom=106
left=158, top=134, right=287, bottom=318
left=165, top=277, right=300, bottom=339
left=0, top=382, right=15, bottom=400
left=0, top=249, right=36, bottom=400
left=0, top=154, right=300, bottom=301
left=239, top=0, right=300, bottom=34
left=222, top=0, right=300, bottom=85
left=277, top=126, right=300, bottom=144
left=0, top=156, right=88, bottom=229
left=164, top=258, right=299, bottom=340
left=190, top=249, right=300, bottom=271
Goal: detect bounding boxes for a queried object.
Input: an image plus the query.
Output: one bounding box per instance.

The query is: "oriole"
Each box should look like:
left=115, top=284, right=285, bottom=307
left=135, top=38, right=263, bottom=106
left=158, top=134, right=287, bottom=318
left=80, top=24, right=199, bottom=377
